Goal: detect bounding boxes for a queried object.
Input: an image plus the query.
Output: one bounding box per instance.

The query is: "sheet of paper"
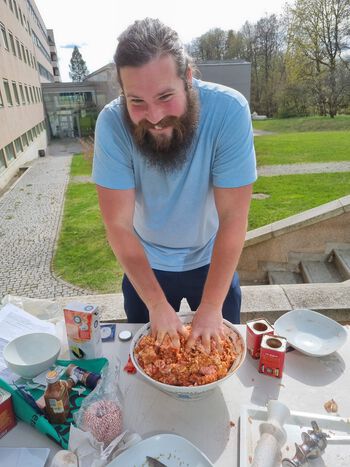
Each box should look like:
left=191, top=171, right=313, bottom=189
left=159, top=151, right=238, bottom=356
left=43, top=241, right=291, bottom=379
left=0, top=304, right=56, bottom=341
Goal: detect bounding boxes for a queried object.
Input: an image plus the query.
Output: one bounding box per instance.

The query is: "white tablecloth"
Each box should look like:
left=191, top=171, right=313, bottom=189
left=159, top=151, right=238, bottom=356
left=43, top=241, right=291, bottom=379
left=1, top=324, right=349, bottom=466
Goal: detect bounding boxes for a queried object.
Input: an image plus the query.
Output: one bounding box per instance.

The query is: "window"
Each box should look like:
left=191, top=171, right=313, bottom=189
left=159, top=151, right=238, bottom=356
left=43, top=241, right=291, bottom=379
left=5, top=142, right=15, bottom=162
left=13, top=0, right=18, bottom=19
left=8, top=31, right=16, bottom=56
left=21, top=132, right=28, bottom=147
left=14, top=137, right=23, bottom=153
left=0, top=148, right=6, bottom=173
left=24, top=85, right=29, bottom=103
left=19, top=7, right=23, bottom=26
left=8, top=0, right=13, bottom=12
left=32, top=126, right=37, bottom=137
left=0, top=89, right=4, bottom=107
left=21, top=44, right=26, bottom=63
left=18, top=83, right=25, bottom=104
left=12, top=82, right=20, bottom=105
left=1, top=23, right=9, bottom=50
left=23, top=14, right=27, bottom=31
left=27, top=130, right=33, bottom=142
left=29, top=86, right=34, bottom=103
left=16, top=38, right=21, bottom=59
left=3, top=80, right=13, bottom=105
left=26, top=49, right=30, bottom=65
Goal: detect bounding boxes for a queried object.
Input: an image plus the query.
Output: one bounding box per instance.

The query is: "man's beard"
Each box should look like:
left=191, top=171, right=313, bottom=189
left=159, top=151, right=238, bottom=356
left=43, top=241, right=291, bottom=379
left=123, top=87, right=199, bottom=172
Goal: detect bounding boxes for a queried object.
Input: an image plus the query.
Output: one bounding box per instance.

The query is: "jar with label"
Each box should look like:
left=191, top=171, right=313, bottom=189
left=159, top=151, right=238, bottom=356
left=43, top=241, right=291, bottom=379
left=44, top=370, right=70, bottom=424
left=66, top=364, right=101, bottom=390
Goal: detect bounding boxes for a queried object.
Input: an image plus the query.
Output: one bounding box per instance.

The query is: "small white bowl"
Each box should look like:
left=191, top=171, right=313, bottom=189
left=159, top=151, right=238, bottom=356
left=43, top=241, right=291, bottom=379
left=130, top=313, right=246, bottom=400
left=274, top=309, right=347, bottom=357
left=3, top=332, right=61, bottom=379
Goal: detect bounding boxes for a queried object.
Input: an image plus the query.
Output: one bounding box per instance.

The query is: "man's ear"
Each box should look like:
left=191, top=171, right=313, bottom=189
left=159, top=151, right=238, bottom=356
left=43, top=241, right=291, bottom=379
left=186, top=67, right=193, bottom=88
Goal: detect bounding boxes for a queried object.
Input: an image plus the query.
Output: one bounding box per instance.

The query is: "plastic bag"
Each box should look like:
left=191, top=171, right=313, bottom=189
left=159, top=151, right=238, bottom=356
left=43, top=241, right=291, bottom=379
left=1, top=294, right=62, bottom=322
left=74, top=360, right=124, bottom=448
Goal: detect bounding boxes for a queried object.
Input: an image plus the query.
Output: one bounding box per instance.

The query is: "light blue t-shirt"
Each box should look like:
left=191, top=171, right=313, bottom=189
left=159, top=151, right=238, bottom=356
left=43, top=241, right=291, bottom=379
left=92, top=79, right=257, bottom=271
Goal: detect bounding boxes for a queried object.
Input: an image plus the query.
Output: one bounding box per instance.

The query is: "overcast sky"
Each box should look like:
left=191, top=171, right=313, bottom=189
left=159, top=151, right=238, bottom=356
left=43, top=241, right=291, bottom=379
left=34, top=0, right=286, bottom=82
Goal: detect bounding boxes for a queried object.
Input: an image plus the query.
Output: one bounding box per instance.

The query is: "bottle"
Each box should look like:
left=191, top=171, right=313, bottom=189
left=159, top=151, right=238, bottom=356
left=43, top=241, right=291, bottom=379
left=66, top=364, right=101, bottom=390
left=44, top=370, right=70, bottom=424
left=64, top=374, right=78, bottom=393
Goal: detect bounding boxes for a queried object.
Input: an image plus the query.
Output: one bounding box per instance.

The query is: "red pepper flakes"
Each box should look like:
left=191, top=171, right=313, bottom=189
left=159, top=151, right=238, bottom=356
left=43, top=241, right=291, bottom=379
left=124, top=355, right=137, bottom=374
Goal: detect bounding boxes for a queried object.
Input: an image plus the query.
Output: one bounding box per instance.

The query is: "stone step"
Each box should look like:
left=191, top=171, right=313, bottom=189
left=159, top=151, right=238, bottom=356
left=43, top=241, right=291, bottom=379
left=268, top=271, right=304, bottom=285
left=333, top=249, right=350, bottom=280
left=300, top=260, right=343, bottom=283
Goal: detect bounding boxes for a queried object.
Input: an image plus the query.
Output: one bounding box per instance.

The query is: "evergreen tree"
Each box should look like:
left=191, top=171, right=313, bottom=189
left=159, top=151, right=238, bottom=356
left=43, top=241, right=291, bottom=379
left=69, top=46, right=89, bottom=82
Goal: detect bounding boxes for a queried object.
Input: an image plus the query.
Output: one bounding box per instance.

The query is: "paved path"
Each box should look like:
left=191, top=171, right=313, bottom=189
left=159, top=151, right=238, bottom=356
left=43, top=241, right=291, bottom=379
left=0, top=140, right=91, bottom=300
left=0, top=138, right=349, bottom=309
left=258, top=161, right=350, bottom=176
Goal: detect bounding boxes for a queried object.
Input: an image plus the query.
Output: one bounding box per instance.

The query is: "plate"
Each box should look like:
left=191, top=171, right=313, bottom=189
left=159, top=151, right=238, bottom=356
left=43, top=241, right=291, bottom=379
left=240, top=404, right=350, bottom=467
left=106, top=433, right=214, bottom=466
left=274, top=309, right=347, bottom=356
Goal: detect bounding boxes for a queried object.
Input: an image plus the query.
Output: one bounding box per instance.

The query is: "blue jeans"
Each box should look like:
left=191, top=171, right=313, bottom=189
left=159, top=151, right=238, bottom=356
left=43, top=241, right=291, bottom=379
left=122, top=265, right=241, bottom=324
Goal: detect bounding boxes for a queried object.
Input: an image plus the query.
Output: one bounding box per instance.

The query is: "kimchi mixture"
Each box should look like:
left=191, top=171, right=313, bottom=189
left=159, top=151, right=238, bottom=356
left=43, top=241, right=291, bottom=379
left=134, top=325, right=244, bottom=386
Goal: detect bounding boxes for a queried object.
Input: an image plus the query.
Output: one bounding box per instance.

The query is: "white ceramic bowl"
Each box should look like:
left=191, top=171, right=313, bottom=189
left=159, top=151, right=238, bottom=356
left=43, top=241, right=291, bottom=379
left=274, top=309, right=347, bottom=357
left=3, top=332, right=61, bottom=379
left=130, top=313, right=246, bottom=400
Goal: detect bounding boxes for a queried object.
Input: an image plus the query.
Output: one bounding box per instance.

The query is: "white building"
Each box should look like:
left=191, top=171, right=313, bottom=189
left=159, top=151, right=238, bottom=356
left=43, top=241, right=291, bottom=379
left=0, top=0, right=60, bottom=191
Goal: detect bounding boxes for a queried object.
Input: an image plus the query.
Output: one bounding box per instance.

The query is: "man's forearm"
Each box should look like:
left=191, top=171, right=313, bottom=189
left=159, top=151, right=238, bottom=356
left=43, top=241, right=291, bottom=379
left=106, top=225, right=166, bottom=309
left=200, top=219, right=247, bottom=309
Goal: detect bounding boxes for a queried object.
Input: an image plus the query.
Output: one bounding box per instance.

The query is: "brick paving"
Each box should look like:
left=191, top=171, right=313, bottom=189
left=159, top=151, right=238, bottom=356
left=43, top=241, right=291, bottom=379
left=0, top=140, right=91, bottom=300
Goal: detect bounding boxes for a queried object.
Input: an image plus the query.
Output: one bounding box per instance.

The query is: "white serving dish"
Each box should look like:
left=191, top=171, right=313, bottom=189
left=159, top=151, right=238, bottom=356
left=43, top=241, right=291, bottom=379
left=240, top=404, right=350, bottom=467
left=274, top=309, right=347, bottom=357
left=3, top=332, right=61, bottom=379
left=130, top=312, right=246, bottom=400
left=106, top=433, right=214, bottom=467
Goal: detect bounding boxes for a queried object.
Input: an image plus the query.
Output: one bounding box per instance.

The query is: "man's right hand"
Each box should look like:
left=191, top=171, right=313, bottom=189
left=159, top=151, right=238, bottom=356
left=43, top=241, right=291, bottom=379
left=149, top=301, right=189, bottom=348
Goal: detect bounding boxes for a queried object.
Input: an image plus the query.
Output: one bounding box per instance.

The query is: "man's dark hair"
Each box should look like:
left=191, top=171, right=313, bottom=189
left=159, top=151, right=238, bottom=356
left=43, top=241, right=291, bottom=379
left=114, top=18, right=192, bottom=87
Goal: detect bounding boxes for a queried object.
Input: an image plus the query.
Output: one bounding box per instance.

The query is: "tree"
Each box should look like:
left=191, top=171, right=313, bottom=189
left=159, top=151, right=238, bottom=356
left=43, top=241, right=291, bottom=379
left=241, top=15, right=284, bottom=116
left=286, top=0, right=350, bottom=117
left=69, top=46, right=89, bottom=82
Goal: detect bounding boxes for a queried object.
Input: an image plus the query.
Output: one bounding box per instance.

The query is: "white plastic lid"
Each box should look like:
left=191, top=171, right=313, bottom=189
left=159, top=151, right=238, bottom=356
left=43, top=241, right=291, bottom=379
left=118, top=330, right=132, bottom=341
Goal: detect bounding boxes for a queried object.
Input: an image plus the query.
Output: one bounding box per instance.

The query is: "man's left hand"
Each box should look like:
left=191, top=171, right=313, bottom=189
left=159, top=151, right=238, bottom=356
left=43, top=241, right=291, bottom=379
left=185, top=303, right=226, bottom=353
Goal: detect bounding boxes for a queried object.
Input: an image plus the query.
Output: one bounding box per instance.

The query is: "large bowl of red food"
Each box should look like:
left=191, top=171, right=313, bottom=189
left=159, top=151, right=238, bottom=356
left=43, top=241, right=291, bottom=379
left=130, top=313, right=246, bottom=400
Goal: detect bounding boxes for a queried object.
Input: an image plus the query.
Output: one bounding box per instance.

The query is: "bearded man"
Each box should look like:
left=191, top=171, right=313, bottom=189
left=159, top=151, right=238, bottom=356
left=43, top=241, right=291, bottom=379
left=92, top=18, right=257, bottom=351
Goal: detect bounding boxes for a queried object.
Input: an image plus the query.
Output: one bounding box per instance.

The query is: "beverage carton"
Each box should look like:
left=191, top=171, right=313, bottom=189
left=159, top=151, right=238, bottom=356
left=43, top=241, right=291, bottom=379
left=63, top=302, right=102, bottom=360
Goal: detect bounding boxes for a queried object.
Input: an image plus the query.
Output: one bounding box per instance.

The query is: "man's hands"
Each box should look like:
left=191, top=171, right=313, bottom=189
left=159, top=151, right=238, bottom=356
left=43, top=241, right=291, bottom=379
left=185, top=303, right=225, bottom=353
left=149, top=301, right=225, bottom=353
left=149, top=300, right=189, bottom=348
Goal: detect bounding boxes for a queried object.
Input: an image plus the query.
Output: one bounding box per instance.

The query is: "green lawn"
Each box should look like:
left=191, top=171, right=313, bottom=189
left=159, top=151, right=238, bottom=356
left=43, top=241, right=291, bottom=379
left=253, top=115, right=350, bottom=132
left=254, top=131, right=350, bottom=165
left=53, top=155, right=350, bottom=292
left=249, top=172, right=350, bottom=230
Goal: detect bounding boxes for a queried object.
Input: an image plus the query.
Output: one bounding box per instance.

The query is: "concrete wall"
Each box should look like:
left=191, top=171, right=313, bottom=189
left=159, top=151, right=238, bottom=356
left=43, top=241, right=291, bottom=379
left=196, top=62, right=251, bottom=103
left=238, top=196, right=350, bottom=283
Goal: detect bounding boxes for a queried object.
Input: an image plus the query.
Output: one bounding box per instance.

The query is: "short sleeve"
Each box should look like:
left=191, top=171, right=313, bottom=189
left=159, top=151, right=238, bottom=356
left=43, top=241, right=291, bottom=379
left=92, top=104, right=135, bottom=189
left=212, top=98, right=257, bottom=188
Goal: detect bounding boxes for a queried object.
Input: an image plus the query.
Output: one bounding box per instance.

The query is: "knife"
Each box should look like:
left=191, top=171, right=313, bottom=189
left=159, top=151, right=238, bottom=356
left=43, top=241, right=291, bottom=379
left=146, top=456, right=168, bottom=467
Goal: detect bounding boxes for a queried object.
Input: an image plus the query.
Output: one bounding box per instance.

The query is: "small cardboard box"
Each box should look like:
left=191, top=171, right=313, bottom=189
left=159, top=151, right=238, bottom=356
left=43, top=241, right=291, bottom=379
left=0, top=388, right=16, bottom=439
left=63, top=302, right=102, bottom=360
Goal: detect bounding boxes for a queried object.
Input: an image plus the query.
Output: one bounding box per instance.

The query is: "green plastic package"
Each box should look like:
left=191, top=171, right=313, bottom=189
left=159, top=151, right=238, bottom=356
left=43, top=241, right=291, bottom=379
left=0, top=358, right=108, bottom=449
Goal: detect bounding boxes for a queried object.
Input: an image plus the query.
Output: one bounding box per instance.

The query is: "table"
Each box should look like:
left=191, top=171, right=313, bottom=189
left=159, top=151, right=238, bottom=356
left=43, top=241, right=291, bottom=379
left=1, top=324, right=349, bottom=466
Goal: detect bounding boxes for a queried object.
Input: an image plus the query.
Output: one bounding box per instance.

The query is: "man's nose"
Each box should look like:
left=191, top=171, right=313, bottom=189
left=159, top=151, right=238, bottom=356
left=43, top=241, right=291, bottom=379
left=145, top=104, right=164, bottom=125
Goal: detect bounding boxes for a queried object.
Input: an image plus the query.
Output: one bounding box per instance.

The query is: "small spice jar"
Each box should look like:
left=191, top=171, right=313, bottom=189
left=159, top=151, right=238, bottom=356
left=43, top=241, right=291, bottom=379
left=44, top=369, right=70, bottom=424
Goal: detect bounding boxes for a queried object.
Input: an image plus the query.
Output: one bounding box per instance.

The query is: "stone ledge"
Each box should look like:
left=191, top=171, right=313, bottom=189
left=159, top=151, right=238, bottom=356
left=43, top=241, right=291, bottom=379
left=56, top=281, right=350, bottom=324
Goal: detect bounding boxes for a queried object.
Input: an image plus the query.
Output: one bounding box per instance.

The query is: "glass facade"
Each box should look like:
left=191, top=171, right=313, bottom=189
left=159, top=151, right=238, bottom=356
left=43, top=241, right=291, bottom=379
left=43, top=90, right=98, bottom=138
